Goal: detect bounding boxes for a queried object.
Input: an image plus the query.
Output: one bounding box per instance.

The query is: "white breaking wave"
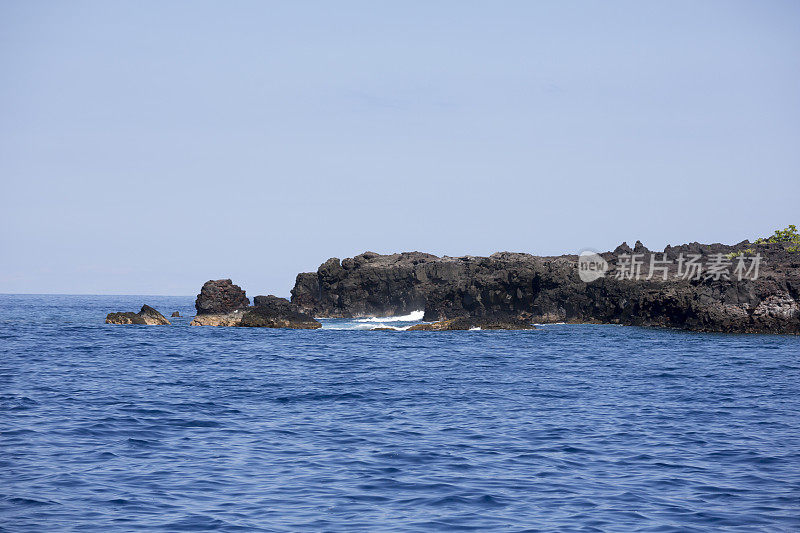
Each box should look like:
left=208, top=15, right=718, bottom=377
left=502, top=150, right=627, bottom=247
left=368, top=323, right=414, bottom=331
left=468, top=327, right=482, bottom=331
left=354, top=310, right=424, bottom=323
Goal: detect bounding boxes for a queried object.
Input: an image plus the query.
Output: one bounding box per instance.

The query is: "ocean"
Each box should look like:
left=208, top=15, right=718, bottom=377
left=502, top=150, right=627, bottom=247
left=1, top=294, right=799, bottom=531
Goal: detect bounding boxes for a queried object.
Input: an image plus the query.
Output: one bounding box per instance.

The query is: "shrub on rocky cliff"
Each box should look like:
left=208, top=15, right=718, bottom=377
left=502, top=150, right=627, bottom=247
left=756, top=224, right=800, bottom=252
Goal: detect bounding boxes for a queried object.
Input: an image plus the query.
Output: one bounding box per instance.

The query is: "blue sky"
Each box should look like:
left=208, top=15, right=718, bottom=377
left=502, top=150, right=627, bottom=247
left=1, top=1, right=798, bottom=295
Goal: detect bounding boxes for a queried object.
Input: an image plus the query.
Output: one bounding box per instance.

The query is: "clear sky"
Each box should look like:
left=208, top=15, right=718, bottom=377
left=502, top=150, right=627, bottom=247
left=1, top=1, right=798, bottom=296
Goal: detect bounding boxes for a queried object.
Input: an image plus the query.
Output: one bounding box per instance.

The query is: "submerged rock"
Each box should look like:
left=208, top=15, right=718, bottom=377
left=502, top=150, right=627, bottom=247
left=106, top=305, right=171, bottom=325
left=195, top=279, right=250, bottom=315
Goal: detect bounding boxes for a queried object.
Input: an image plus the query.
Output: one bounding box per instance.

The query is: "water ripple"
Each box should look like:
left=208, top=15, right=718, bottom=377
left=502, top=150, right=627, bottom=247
left=1, top=294, right=799, bottom=531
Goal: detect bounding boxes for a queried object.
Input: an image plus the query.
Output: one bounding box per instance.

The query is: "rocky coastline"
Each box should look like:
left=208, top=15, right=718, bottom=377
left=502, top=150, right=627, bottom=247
left=105, top=232, right=799, bottom=334
left=291, top=240, right=799, bottom=334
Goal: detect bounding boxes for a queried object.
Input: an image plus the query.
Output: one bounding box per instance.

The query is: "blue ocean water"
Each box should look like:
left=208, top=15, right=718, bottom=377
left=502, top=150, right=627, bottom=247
left=1, top=295, right=799, bottom=532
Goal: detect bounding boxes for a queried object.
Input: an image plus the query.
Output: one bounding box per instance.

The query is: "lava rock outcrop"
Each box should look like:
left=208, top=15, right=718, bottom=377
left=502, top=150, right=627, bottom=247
left=195, top=279, right=250, bottom=315
left=106, top=305, right=171, bottom=325
left=190, top=283, right=320, bottom=329
left=292, top=243, right=799, bottom=334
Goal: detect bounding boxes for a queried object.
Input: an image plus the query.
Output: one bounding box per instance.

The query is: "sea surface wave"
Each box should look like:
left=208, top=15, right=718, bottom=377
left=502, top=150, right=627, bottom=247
left=1, top=295, right=799, bottom=531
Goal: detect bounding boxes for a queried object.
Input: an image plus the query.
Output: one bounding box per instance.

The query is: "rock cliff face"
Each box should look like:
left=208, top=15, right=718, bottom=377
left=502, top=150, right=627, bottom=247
left=292, top=251, right=440, bottom=318
left=195, top=279, right=250, bottom=315
left=106, top=305, right=171, bottom=325
left=291, top=243, right=800, bottom=334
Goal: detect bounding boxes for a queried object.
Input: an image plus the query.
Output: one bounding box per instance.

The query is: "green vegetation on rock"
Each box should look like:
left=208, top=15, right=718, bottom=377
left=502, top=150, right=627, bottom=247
left=756, top=224, right=800, bottom=252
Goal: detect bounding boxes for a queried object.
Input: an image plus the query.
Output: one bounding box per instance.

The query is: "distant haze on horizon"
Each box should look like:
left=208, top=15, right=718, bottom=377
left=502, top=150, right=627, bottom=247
left=1, top=1, right=798, bottom=296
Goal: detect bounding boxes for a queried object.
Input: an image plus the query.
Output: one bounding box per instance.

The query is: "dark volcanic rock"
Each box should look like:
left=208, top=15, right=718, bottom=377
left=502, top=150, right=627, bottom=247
left=613, top=242, right=632, bottom=255
left=195, top=279, right=250, bottom=315
left=291, top=251, right=442, bottom=318
left=253, top=294, right=300, bottom=314
left=171, top=311, right=181, bottom=317
left=191, top=287, right=321, bottom=329
left=407, top=317, right=535, bottom=331
left=241, top=294, right=321, bottom=329
left=292, top=243, right=800, bottom=334
left=239, top=302, right=320, bottom=329
left=106, top=305, right=170, bottom=325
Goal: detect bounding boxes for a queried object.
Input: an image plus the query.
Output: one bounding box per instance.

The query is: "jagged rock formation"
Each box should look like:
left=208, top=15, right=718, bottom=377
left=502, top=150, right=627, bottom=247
left=195, top=279, right=250, bottom=315
left=190, top=285, right=320, bottom=329
left=171, top=311, right=181, bottom=317
left=292, top=251, right=441, bottom=318
left=106, top=305, right=171, bottom=325
left=292, top=243, right=800, bottom=334
left=238, top=296, right=321, bottom=329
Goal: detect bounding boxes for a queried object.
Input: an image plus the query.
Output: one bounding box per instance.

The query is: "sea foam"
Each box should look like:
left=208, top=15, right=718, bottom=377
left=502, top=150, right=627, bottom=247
left=355, top=310, right=424, bottom=323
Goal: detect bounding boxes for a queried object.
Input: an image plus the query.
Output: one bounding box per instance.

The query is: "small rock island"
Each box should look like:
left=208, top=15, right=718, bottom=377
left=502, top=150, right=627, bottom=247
left=189, top=279, right=321, bottom=329
left=106, top=305, right=171, bottom=325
